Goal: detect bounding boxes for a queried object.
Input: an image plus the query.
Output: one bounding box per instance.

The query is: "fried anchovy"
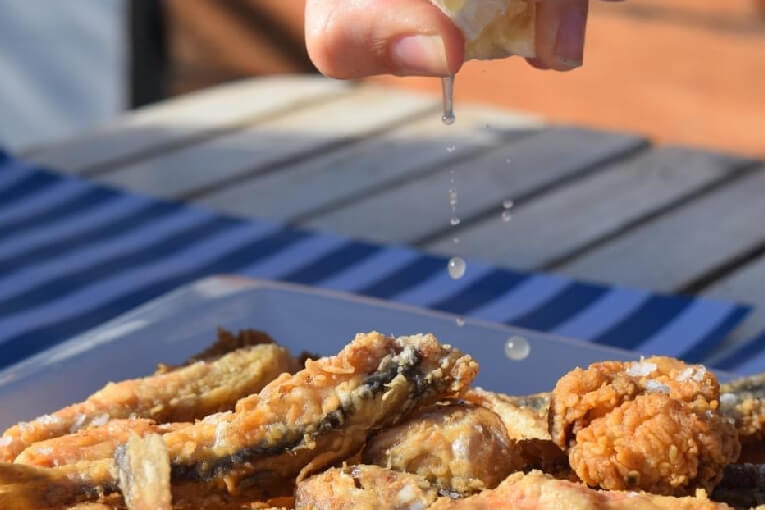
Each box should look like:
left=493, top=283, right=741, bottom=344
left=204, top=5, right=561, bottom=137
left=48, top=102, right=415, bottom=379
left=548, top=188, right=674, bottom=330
left=0, top=338, right=296, bottom=463
left=115, top=435, right=172, bottom=510
left=720, top=373, right=765, bottom=445
left=712, top=463, right=765, bottom=508
left=0, top=332, right=477, bottom=508
left=15, top=420, right=184, bottom=468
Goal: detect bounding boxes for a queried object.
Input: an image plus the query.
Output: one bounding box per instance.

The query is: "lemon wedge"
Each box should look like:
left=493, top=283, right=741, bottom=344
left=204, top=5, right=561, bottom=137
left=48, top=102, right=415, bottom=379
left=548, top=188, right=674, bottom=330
left=429, top=0, right=537, bottom=60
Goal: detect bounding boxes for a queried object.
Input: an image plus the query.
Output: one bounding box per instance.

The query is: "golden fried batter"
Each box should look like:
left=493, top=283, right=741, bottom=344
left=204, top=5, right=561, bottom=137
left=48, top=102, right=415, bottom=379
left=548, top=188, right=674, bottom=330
left=720, top=373, right=765, bottom=449
left=569, top=394, right=739, bottom=495
left=0, top=341, right=296, bottom=462
left=115, top=434, right=172, bottom=510
left=549, top=357, right=739, bottom=495
left=463, top=389, right=567, bottom=473
left=15, top=420, right=182, bottom=467
left=550, top=356, right=719, bottom=450
left=295, top=465, right=437, bottom=510
left=428, top=470, right=733, bottom=510
left=363, top=402, right=522, bottom=494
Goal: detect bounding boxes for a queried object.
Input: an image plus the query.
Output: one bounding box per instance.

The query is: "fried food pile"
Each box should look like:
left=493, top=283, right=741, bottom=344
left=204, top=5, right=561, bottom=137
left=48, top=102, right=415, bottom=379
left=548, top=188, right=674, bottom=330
left=0, top=330, right=763, bottom=510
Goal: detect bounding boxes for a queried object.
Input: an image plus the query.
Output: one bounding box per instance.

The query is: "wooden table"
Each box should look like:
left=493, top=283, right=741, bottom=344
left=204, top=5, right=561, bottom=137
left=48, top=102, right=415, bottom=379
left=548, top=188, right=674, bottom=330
left=20, top=76, right=765, bottom=360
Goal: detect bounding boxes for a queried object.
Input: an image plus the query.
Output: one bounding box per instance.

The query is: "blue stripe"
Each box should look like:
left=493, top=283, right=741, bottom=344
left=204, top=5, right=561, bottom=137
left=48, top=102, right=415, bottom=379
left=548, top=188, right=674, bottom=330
left=317, top=247, right=420, bottom=292
left=594, top=295, right=692, bottom=350
left=636, top=300, right=749, bottom=360
left=242, top=235, right=349, bottom=279
left=552, top=288, right=651, bottom=340
left=0, top=226, right=311, bottom=367
left=430, top=269, right=528, bottom=315
left=395, top=263, right=495, bottom=307
left=360, top=256, right=446, bottom=299
left=511, top=283, right=608, bottom=331
left=0, top=188, right=119, bottom=244
left=476, top=274, right=570, bottom=323
left=0, top=170, right=61, bottom=209
left=0, top=149, right=7, bottom=164
left=281, top=241, right=381, bottom=285
left=0, top=160, right=31, bottom=191
left=714, top=331, right=765, bottom=373
left=0, top=216, right=243, bottom=318
left=680, top=306, right=750, bottom=363
left=0, top=201, right=178, bottom=275
left=0, top=178, right=91, bottom=226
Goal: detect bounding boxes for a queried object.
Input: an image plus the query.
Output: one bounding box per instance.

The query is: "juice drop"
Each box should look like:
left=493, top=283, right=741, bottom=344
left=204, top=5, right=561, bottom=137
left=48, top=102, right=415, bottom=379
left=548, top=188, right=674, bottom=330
left=441, top=75, right=456, bottom=125
left=448, top=257, right=466, bottom=280
left=504, top=336, right=530, bottom=361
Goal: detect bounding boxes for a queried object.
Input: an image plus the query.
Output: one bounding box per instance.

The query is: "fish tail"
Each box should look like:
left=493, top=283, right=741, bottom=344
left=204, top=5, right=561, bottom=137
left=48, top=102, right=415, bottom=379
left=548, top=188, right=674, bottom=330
left=0, top=462, right=101, bottom=510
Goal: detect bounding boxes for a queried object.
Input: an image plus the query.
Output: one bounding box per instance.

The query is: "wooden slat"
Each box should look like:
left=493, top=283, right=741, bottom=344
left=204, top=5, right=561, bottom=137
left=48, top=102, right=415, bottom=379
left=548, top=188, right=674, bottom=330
left=22, top=76, right=350, bottom=173
left=557, top=166, right=765, bottom=292
left=702, top=255, right=765, bottom=349
left=90, top=86, right=440, bottom=200
left=299, top=128, right=646, bottom=244
left=426, top=147, right=747, bottom=270
left=197, top=106, right=541, bottom=221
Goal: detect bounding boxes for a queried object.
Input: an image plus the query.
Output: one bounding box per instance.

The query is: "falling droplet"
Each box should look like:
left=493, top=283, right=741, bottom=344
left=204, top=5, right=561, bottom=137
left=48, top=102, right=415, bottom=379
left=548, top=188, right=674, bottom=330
left=501, top=211, right=513, bottom=222
left=450, top=217, right=461, bottom=226
left=503, top=200, right=515, bottom=210
left=504, top=336, right=530, bottom=361
left=506, top=158, right=512, bottom=164
left=441, top=75, right=456, bottom=125
left=446, top=145, right=456, bottom=153
left=452, top=237, right=460, bottom=244
left=448, top=257, right=466, bottom=280
left=456, top=317, right=466, bottom=327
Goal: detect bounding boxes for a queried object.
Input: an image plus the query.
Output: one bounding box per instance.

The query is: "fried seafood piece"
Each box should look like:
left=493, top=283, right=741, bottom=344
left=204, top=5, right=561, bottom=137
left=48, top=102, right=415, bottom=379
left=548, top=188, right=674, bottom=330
left=0, top=332, right=477, bottom=509
left=549, top=357, right=739, bottom=495
left=363, top=402, right=522, bottom=494
left=428, top=470, right=734, bottom=510
left=720, top=373, right=765, bottom=446
left=711, top=463, right=765, bottom=509
left=463, top=389, right=567, bottom=473
left=15, top=420, right=183, bottom=468
left=569, top=393, right=740, bottom=495
left=0, top=340, right=297, bottom=462
left=115, top=434, right=172, bottom=510
left=549, top=356, right=720, bottom=450
left=295, top=464, right=438, bottom=510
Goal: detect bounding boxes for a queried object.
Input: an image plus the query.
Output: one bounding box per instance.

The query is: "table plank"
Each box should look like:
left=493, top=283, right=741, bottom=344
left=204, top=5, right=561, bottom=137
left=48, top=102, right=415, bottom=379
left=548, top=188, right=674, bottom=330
left=23, top=76, right=350, bottom=173
left=425, top=147, right=747, bottom=270
left=90, top=86, right=440, bottom=200
left=556, top=165, right=765, bottom=292
left=197, top=106, right=541, bottom=222
left=299, top=127, right=647, bottom=244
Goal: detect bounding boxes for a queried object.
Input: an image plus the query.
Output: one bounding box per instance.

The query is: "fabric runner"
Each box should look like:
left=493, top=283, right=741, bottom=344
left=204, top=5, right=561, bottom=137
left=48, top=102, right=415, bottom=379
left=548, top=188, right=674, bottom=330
left=0, top=150, right=759, bottom=374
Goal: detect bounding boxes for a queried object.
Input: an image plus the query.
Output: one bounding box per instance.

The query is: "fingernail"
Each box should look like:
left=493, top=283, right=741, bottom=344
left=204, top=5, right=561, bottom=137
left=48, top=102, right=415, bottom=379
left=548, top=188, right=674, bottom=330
left=391, top=35, right=450, bottom=76
left=554, top=5, right=586, bottom=69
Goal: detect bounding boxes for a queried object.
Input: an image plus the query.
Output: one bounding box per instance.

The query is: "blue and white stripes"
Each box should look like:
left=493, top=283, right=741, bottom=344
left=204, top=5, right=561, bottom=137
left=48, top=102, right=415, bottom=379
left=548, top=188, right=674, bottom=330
left=0, top=151, right=759, bottom=373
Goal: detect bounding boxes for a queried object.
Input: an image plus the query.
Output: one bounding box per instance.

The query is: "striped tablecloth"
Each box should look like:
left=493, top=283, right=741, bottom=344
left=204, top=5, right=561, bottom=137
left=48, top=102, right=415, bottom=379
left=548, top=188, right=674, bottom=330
left=0, top=150, right=761, bottom=373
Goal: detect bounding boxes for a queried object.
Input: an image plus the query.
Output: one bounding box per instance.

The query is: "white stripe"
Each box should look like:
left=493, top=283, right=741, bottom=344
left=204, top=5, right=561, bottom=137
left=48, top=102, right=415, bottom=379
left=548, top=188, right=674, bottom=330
left=317, top=247, right=421, bottom=291
left=395, top=262, right=494, bottom=307
left=552, top=288, right=651, bottom=340
left=470, top=274, right=570, bottom=323
left=0, top=178, right=91, bottom=226
left=240, top=235, right=348, bottom=278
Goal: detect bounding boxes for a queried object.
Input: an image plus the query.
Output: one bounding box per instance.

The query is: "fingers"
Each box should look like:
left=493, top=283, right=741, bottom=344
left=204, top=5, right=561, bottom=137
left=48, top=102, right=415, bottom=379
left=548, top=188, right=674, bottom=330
left=531, top=0, right=590, bottom=71
left=305, top=0, right=465, bottom=79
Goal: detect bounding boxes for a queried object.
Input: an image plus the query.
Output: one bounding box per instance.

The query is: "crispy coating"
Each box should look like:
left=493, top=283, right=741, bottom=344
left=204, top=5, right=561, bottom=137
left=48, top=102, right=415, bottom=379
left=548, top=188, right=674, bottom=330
left=295, top=465, right=437, bottom=510
left=569, top=394, right=740, bottom=495
left=463, top=389, right=567, bottom=473
left=363, top=402, right=522, bottom=494
left=428, top=470, right=733, bottom=510
left=550, top=356, right=720, bottom=450
left=0, top=339, right=296, bottom=462
left=15, top=420, right=183, bottom=468
left=115, top=434, right=172, bottom=510
left=720, top=373, right=765, bottom=447
left=0, top=332, right=477, bottom=509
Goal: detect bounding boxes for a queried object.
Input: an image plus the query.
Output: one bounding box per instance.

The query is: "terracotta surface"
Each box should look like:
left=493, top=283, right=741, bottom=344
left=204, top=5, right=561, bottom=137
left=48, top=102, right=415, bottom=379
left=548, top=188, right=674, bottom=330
left=167, top=0, right=765, bottom=158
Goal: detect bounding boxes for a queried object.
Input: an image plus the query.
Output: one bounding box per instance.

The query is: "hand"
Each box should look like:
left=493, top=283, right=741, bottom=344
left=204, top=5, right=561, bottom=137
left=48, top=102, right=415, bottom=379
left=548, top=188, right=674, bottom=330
left=305, top=0, right=621, bottom=79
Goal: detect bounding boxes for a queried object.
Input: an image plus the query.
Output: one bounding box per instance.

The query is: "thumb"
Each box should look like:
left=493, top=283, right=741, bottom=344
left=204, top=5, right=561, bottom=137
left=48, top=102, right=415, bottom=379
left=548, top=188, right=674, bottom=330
left=305, top=0, right=465, bottom=79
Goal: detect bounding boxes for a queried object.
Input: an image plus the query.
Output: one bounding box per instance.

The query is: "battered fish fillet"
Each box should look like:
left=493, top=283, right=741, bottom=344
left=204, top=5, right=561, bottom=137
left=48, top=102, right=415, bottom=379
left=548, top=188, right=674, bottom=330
left=721, top=373, right=765, bottom=446
left=0, top=340, right=296, bottom=462
left=295, top=464, right=438, bottom=510
left=428, top=470, right=734, bottom=510
left=463, top=389, right=567, bottom=473
left=549, top=357, right=740, bottom=495
left=0, top=332, right=477, bottom=509
left=569, top=394, right=739, bottom=495
left=115, top=434, right=172, bottom=510
left=363, top=402, right=523, bottom=495
left=15, top=420, right=183, bottom=468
